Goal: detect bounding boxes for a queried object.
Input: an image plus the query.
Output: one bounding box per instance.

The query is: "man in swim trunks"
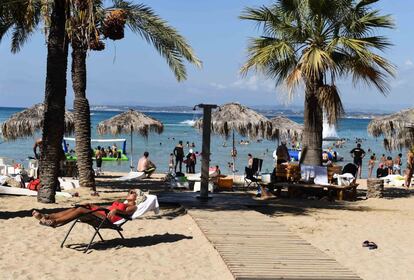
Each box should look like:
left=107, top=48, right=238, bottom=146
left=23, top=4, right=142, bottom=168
left=173, top=140, right=184, bottom=173
left=137, top=151, right=156, bottom=178
left=350, top=143, right=366, bottom=179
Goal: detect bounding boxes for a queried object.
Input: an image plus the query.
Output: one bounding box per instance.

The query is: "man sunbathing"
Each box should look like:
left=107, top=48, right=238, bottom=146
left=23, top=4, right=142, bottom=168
left=32, top=189, right=144, bottom=227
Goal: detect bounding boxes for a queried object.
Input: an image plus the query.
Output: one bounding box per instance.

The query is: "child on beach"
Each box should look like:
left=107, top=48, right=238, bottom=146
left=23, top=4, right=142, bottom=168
left=168, top=153, right=175, bottom=173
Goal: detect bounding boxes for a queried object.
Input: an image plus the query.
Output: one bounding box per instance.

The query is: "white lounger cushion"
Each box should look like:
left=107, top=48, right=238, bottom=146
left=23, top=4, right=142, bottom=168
left=116, top=172, right=146, bottom=181
left=0, top=185, right=72, bottom=197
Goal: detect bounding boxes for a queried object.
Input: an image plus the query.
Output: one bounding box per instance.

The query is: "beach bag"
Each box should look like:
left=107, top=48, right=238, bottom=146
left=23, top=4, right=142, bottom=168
left=28, top=179, right=41, bottom=191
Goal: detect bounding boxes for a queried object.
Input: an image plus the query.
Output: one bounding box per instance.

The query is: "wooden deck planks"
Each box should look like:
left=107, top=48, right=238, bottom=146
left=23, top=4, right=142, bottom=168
left=189, top=210, right=361, bottom=280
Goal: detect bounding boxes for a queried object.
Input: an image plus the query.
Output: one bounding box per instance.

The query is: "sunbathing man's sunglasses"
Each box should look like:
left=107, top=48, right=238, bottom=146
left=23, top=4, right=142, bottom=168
left=129, top=190, right=137, bottom=195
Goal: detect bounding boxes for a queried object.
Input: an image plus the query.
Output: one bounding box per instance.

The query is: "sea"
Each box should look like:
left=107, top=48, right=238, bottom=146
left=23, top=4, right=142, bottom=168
left=0, top=107, right=406, bottom=179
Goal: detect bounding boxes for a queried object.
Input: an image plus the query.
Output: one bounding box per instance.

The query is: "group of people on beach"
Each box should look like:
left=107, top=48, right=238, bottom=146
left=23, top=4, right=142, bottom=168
left=350, top=143, right=414, bottom=187
left=170, top=140, right=198, bottom=174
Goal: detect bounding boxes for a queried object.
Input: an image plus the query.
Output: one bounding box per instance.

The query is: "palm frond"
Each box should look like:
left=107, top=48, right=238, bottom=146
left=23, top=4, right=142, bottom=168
left=240, top=37, right=295, bottom=76
left=112, top=1, right=201, bottom=81
left=317, top=84, right=344, bottom=124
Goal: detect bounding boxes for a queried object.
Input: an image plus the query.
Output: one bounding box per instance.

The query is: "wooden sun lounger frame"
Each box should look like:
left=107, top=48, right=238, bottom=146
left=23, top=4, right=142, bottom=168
left=60, top=207, right=132, bottom=253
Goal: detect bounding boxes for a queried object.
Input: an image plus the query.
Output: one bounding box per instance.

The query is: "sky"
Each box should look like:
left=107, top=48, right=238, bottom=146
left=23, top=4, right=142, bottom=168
left=0, top=0, right=413, bottom=112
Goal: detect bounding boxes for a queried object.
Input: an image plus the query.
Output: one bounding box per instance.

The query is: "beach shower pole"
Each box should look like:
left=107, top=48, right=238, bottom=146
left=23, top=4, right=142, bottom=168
left=130, top=126, right=133, bottom=171
left=232, top=130, right=236, bottom=174
left=195, top=104, right=217, bottom=200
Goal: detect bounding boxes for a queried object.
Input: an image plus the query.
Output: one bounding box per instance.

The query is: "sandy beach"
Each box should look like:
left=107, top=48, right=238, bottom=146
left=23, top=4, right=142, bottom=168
left=261, top=181, right=414, bottom=280
left=1, top=175, right=414, bottom=280
left=0, top=184, right=233, bottom=280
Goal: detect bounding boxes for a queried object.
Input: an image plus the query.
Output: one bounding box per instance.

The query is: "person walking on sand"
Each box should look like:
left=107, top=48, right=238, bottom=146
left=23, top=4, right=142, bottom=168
left=173, top=141, right=184, bottom=173
left=405, top=148, right=414, bottom=188
left=350, top=143, right=366, bottom=179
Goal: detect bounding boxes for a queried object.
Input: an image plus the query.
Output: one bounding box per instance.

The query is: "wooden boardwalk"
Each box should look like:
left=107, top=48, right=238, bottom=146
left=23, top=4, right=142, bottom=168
left=189, top=209, right=361, bottom=280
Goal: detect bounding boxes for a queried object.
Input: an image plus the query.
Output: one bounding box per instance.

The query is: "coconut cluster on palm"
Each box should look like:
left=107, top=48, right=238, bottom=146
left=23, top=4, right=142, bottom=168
left=102, top=10, right=127, bottom=41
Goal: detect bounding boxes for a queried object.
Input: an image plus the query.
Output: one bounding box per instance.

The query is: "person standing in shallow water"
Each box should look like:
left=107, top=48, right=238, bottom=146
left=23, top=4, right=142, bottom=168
left=173, top=141, right=184, bottom=173
left=350, top=143, right=366, bottom=179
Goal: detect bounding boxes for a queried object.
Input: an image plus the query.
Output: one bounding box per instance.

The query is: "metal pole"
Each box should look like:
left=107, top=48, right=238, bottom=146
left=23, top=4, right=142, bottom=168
left=198, top=104, right=217, bottom=200
left=232, top=130, right=236, bottom=174
left=130, top=128, right=133, bottom=171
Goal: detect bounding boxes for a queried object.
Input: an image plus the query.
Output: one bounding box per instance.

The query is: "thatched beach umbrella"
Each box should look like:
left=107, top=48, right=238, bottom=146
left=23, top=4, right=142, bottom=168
left=194, top=102, right=272, bottom=172
left=1, top=103, right=75, bottom=140
left=97, top=109, right=164, bottom=168
left=269, top=116, right=303, bottom=142
left=368, top=108, right=414, bottom=151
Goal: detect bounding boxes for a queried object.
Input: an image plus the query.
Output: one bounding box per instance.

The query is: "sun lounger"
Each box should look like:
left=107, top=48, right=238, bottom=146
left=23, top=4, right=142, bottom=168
left=60, top=194, right=159, bottom=253
left=58, top=178, right=80, bottom=190
left=0, top=185, right=72, bottom=198
left=115, top=171, right=146, bottom=181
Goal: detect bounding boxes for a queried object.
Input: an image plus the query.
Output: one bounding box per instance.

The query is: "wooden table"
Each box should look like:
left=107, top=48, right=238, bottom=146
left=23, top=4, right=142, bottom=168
left=269, top=182, right=358, bottom=201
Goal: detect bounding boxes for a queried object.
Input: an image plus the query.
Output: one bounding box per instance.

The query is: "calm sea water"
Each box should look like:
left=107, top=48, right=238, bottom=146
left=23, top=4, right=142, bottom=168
left=0, top=107, right=405, bottom=178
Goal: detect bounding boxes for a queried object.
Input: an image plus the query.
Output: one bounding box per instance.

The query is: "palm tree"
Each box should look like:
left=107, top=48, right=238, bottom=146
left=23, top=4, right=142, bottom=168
left=0, top=0, right=68, bottom=203
left=66, top=0, right=201, bottom=190
left=240, top=0, right=394, bottom=165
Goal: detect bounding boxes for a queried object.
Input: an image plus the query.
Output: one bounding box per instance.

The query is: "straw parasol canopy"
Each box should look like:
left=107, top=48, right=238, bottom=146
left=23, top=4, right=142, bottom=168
left=1, top=103, right=75, bottom=140
left=97, top=109, right=163, bottom=137
left=269, top=116, right=303, bottom=141
left=194, top=102, right=272, bottom=140
left=368, top=108, right=414, bottom=150
left=97, top=109, right=164, bottom=168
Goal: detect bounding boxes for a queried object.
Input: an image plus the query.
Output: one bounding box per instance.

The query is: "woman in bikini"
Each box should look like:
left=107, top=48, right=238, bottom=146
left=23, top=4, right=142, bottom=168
left=32, top=190, right=142, bottom=227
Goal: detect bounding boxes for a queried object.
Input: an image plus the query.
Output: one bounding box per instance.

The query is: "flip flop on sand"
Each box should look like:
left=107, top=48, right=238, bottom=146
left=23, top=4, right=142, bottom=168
left=368, top=242, right=378, bottom=250
left=362, top=240, right=370, bottom=247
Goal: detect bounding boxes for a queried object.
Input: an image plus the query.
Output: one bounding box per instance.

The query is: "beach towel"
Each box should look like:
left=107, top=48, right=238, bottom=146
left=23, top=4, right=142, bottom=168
left=334, top=173, right=355, bottom=186
left=301, top=165, right=329, bottom=185
left=114, top=194, right=159, bottom=225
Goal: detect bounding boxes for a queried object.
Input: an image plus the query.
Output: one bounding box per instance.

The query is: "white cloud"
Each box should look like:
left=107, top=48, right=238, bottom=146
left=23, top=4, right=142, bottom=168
left=209, top=82, right=227, bottom=90
left=405, top=59, right=413, bottom=66
left=210, top=75, right=275, bottom=93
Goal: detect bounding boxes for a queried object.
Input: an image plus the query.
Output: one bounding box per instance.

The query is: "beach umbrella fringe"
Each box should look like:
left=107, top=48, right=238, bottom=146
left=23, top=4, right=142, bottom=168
left=1, top=103, right=75, bottom=141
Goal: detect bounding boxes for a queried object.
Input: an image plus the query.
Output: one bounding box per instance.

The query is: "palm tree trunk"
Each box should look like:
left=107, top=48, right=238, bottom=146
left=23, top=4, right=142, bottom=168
left=302, top=79, right=323, bottom=166
left=37, top=0, right=68, bottom=203
left=72, top=47, right=95, bottom=190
